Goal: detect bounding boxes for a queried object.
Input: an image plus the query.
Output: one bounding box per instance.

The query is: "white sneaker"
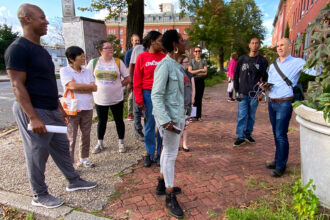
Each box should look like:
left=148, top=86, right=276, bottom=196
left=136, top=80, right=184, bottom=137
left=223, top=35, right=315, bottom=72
left=92, top=143, right=103, bottom=154
left=118, top=143, right=126, bottom=153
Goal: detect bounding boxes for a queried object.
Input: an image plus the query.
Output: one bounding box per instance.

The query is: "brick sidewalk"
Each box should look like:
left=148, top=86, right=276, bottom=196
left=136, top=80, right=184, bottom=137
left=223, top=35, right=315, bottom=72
left=102, top=82, right=301, bottom=219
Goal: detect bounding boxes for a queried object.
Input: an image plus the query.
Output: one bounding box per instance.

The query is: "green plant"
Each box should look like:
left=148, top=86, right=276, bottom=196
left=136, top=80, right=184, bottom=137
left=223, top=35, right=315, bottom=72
left=294, top=3, right=330, bottom=122
left=205, top=72, right=227, bottom=87
left=292, top=179, right=320, bottom=219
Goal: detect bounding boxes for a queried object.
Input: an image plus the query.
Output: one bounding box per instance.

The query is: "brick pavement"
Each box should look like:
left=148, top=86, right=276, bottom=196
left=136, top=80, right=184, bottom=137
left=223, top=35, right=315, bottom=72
left=102, top=82, right=301, bottom=219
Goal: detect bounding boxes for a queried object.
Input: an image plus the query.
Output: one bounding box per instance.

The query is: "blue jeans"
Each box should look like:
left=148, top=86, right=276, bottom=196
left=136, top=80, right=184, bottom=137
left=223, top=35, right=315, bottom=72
left=143, top=90, right=162, bottom=160
left=268, top=100, right=292, bottom=170
left=236, top=95, right=259, bottom=140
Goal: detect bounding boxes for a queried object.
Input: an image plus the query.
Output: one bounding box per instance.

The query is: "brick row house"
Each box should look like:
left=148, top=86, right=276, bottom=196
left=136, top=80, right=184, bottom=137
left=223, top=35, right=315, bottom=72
left=272, top=0, right=328, bottom=56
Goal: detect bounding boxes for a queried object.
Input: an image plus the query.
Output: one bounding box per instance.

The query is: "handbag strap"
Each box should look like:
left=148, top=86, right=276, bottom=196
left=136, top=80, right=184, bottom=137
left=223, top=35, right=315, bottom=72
left=273, top=61, right=292, bottom=87
left=63, top=88, right=75, bottom=99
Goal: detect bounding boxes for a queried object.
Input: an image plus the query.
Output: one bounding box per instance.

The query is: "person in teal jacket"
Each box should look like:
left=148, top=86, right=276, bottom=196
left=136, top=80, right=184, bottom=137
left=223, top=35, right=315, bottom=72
left=151, top=30, right=186, bottom=219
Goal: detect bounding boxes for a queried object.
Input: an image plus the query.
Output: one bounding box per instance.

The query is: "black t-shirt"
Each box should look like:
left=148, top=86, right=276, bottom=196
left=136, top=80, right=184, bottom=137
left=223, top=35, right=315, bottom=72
left=5, top=37, right=58, bottom=110
left=233, top=54, right=268, bottom=95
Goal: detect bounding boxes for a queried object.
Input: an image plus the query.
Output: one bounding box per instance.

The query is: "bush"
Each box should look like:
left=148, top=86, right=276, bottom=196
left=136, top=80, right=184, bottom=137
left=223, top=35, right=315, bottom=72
left=205, top=71, right=227, bottom=87
left=299, top=72, right=316, bottom=91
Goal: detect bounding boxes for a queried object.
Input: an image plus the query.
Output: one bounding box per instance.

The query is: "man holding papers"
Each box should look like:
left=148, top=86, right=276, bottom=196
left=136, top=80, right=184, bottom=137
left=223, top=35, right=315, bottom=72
left=5, top=4, right=96, bottom=209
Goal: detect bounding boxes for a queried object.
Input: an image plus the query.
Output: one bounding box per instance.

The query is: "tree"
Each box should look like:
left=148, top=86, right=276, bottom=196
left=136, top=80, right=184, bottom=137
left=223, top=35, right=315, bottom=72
left=107, top=34, right=124, bottom=59
left=80, top=0, right=144, bottom=51
left=180, top=0, right=232, bottom=71
left=0, top=24, right=19, bottom=70
left=226, top=0, right=265, bottom=56
left=180, top=0, right=265, bottom=70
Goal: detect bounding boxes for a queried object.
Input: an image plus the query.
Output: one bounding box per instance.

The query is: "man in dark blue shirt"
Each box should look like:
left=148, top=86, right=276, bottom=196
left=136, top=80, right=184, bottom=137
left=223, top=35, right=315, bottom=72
left=5, top=3, right=97, bottom=209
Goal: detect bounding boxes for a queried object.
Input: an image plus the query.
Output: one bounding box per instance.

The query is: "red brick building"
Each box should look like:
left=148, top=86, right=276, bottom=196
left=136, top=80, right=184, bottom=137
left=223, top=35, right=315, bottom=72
left=272, top=0, right=327, bottom=55
left=105, top=4, right=193, bottom=52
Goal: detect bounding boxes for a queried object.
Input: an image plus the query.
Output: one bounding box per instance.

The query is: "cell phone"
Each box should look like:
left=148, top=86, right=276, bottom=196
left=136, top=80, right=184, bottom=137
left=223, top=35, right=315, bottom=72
left=171, top=125, right=182, bottom=134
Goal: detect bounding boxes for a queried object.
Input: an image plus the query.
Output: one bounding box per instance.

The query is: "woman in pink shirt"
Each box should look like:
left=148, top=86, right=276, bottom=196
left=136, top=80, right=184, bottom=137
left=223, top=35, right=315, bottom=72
left=133, top=31, right=165, bottom=167
left=226, top=52, right=238, bottom=102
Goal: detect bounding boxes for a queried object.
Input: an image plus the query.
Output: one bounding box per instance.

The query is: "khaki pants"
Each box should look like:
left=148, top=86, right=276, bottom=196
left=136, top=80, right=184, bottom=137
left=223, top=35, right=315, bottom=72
left=67, top=110, right=93, bottom=162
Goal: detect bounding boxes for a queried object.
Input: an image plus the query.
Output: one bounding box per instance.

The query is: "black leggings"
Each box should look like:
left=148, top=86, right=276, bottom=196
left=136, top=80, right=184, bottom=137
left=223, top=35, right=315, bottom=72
left=95, top=102, right=125, bottom=140
left=194, top=77, right=205, bottom=119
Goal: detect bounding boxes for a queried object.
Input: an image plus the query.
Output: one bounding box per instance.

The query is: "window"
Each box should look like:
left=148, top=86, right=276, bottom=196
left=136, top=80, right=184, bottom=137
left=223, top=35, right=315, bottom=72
left=164, top=16, right=170, bottom=22
left=108, top=29, right=116, bottom=35
left=184, top=29, right=187, bottom=35
left=176, top=16, right=179, bottom=21
left=147, top=17, right=154, bottom=22
left=176, top=28, right=179, bottom=33
left=155, top=28, right=158, bottom=31
left=120, top=39, right=123, bottom=44
left=120, top=29, right=123, bottom=35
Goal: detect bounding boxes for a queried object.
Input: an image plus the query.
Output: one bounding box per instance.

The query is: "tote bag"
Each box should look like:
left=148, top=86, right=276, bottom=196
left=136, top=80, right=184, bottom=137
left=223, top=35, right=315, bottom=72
left=60, top=89, right=79, bottom=116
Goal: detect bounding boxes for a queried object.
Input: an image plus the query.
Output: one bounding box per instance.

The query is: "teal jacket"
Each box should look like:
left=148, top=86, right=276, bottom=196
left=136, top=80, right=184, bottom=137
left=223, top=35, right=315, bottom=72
left=151, top=55, right=185, bottom=125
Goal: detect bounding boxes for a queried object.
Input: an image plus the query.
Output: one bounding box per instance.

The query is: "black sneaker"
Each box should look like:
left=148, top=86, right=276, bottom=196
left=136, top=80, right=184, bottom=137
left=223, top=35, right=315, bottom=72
left=266, top=161, right=276, bottom=169
left=166, top=192, right=184, bottom=219
left=270, top=168, right=285, bottom=178
left=135, top=130, right=144, bottom=142
left=66, top=178, right=97, bottom=192
left=154, top=155, right=161, bottom=166
left=233, top=138, right=246, bottom=146
left=144, top=154, right=152, bottom=167
left=31, top=194, right=63, bottom=209
left=246, top=135, right=256, bottom=143
left=156, top=178, right=182, bottom=195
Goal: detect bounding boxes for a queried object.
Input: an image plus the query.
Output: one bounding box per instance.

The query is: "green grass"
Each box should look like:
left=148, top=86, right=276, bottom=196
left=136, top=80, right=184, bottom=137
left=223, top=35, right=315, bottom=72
left=205, top=73, right=227, bottom=87
left=225, top=178, right=330, bottom=220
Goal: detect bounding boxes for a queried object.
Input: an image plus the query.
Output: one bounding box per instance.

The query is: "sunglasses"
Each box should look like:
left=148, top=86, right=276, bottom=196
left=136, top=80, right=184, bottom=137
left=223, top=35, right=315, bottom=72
left=195, top=50, right=201, bottom=53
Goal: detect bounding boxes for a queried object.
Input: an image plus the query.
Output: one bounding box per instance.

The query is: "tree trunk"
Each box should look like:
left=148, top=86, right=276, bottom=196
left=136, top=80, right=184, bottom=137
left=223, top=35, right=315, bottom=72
left=126, top=0, right=144, bottom=50
left=219, top=47, right=224, bottom=72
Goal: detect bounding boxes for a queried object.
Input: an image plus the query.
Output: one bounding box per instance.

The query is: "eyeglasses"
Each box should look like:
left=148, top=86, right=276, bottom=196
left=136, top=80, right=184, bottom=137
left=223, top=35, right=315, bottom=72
left=182, top=61, right=189, bottom=63
left=102, top=47, right=113, bottom=50
left=195, top=50, right=201, bottom=53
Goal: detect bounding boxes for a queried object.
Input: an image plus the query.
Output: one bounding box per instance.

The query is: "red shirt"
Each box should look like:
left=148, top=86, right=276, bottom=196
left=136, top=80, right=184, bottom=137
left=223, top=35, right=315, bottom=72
left=133, top=51, right=165, bottom=106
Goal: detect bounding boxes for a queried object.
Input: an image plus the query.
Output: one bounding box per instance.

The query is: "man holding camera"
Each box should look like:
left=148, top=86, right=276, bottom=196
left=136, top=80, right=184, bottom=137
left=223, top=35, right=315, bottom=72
left=233, top=37, right=268, bottom=146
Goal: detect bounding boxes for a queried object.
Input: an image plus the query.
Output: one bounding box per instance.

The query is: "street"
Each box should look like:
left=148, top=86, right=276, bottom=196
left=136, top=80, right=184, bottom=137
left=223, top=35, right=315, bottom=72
left=0, top=80, right=63, bottom=129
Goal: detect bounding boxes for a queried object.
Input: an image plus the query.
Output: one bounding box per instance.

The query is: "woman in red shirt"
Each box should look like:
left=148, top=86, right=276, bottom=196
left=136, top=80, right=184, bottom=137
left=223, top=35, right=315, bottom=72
left=133, top=31, right=165, bottom=167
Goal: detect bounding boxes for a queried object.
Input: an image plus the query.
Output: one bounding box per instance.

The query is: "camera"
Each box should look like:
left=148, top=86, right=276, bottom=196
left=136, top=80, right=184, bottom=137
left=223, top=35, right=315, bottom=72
left=235, top=92, right=243, bottom=101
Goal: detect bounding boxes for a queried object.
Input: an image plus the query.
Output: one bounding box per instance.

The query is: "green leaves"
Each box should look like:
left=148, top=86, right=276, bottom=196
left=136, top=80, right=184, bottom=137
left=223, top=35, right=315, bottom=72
left=0, top=24, right=19, bottom=70
left=294, top=3, right=330, bottom=122
left=292, top=179, right=320, bottom=219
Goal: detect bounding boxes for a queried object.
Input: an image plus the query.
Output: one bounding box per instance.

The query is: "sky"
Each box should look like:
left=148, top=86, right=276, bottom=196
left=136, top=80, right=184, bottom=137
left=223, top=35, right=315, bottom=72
left=0, top=0, right=279, bottom=45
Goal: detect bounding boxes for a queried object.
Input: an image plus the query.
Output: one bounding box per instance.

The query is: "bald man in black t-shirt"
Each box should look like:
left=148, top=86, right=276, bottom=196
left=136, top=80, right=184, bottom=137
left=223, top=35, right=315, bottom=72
left=5, top=3, right=96, bottom=209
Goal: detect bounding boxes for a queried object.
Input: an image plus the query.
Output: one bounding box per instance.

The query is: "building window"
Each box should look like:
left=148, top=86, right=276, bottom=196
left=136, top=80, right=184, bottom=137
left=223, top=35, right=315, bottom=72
left=176, top=28, right=179, bottom=33
left=184, top=29, right=187, bottom=35
left=147, top=17, right=153, bottom=22
left=164, top=16, right=170, bottom=22
left=120, top=29, right=123, bottom=35
left=120, top=39, right=123, bottom=44
left=176, top=16, right=179, bottom=21
left=108, top=29, right=116, bottom=35
left=155, top=28, right=158, bottom=31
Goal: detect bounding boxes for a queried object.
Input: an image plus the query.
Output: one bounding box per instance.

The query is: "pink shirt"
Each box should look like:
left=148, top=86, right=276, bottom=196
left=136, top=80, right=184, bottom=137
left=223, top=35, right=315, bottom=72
left=227, top=59, right=237, bottom=78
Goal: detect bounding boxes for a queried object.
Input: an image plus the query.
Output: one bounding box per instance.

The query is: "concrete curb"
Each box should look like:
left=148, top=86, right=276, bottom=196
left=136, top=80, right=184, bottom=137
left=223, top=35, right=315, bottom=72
left=0, top=190, right=111, bottom=219
left=0, top=79, right=10, bottom=82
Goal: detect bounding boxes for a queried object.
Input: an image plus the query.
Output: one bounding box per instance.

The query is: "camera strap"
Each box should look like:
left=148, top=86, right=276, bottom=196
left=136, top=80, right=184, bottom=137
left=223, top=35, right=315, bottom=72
left=273, top=62, right=292, bottom=87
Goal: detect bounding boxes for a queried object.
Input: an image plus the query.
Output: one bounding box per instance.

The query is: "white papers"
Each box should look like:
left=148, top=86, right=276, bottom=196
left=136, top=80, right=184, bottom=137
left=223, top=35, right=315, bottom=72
left=190, top=106, right=197, bottom=118
left=27, top=124, right=67, bottom=134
